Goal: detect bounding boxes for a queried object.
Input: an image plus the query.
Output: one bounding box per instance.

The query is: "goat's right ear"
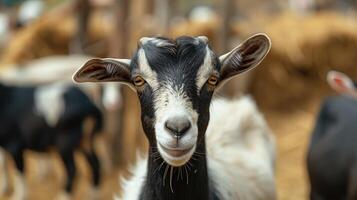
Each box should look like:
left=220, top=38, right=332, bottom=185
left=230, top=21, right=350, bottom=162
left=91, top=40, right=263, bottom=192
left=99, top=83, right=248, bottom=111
left=73, top=58, right=132, bottom=86
left=327, top=70, right=357, bottom=97
left=218, top=33, right=271, bottom=87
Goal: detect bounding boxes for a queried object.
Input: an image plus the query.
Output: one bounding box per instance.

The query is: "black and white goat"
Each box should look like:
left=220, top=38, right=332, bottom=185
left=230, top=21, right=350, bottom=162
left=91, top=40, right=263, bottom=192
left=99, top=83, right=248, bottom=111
left=73, top=34, right=276, bottom=200
left=307, top=71, right=357, bottom=200
left=0, top=81, right=103, bottom=200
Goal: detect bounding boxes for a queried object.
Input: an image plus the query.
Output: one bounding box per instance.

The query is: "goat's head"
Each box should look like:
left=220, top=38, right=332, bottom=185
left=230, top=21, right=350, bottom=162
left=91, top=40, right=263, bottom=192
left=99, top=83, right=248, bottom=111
left=73, top=34, right=271, bottom=166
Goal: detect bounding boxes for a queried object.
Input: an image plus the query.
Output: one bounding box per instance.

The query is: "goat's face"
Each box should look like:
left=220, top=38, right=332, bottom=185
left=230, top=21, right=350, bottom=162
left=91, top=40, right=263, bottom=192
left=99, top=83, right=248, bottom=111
left=73, top=34, right=271, bottom=166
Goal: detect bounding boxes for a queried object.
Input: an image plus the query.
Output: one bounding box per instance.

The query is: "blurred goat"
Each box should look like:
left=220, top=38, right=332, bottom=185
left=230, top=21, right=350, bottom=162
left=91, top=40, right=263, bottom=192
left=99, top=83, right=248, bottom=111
left=0, top=55, right=122, bottom=111
left=307, top=71, right=357, bottom=200
left=0, top=81, right=103, bottom=200
left=73, top=34, right=276, bottom=200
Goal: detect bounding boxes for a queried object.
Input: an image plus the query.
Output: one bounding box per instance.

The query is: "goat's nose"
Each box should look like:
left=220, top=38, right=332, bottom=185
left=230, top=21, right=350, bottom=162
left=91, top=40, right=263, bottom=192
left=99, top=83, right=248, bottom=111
left=164, top=116, right=191, bottom=137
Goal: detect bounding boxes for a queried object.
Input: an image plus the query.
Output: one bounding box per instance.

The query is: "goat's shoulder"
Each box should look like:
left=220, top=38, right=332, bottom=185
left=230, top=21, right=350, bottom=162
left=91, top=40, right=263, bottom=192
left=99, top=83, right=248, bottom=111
left=206, top=96, right=276, bottom=200
left=207, top=155, right=276, bottom=200
left=207, top=96, right=275, bottom=160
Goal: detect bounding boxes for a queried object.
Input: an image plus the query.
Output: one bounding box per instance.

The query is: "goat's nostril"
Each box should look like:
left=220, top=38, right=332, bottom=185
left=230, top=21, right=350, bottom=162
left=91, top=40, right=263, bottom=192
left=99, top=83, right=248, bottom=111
left=164, top=116, right=191, bottom=137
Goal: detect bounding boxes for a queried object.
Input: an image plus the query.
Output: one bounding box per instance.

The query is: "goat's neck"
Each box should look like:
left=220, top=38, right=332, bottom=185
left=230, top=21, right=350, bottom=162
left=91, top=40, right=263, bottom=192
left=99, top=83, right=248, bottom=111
left=141, top=141, right=211, bottom=200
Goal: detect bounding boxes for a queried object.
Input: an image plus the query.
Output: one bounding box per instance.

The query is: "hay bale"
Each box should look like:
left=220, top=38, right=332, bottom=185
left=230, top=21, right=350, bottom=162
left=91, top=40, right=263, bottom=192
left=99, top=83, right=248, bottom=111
left=244, top=12, right=357, bottom=109
left=0, top=8, right=113, bottom=66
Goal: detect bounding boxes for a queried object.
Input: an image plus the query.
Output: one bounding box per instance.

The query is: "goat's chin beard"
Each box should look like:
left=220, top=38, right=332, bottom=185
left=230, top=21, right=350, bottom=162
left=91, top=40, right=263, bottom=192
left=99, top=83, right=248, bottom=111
left=157, top=144, right=196, bottom=167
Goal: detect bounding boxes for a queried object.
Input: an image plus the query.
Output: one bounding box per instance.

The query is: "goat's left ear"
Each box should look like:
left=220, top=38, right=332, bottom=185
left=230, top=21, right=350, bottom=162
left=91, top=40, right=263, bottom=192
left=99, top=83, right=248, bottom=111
left=73, top=58, right=132, bottom=86
left=219, top=33, right=271, bottom=86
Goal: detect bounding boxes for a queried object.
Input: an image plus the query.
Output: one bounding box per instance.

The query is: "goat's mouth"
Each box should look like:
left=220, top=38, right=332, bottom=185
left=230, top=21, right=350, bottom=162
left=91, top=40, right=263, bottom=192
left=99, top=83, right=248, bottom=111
left=158, top=143, right=195, bottom=166
left=159, top=143, right=194, bottom=157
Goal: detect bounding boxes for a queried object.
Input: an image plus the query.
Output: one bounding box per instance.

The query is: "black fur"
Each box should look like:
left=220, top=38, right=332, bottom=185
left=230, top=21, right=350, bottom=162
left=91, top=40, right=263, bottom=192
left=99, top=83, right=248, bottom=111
left=131, top=37, right=221, bottom=200
left=307, top=96, right=357, bottom=200
left=0, top=82, right=103, bottom=194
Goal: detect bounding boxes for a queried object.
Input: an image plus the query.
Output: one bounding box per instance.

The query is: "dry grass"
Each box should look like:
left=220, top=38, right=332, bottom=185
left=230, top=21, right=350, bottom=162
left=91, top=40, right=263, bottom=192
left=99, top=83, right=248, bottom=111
left=0, top=9, right=113, bottom=67
left=248, top=12, right=357, bottom=110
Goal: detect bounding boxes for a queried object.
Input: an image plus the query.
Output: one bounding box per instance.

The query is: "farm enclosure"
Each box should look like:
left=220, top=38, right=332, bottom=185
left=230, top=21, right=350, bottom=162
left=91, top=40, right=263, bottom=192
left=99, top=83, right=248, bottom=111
left=1, top=0, right=357, bottom=199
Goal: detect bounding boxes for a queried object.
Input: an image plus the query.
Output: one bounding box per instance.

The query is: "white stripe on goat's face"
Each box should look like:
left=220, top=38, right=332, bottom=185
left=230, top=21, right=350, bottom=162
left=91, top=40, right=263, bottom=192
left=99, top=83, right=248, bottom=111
left=196, top=46, right=215, bottom=91
left=132, top=37, right=219, bottom=166
left=137, top=49, right=160, bottom=89
left=154, top=81, right=199, bottom=166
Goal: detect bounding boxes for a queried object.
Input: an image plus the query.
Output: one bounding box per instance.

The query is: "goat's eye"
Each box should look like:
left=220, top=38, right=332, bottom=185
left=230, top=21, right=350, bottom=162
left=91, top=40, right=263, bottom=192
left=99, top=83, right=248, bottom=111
left=133, top=76, right=146, bottom=87
left=207, top=75, right=218, bottom=86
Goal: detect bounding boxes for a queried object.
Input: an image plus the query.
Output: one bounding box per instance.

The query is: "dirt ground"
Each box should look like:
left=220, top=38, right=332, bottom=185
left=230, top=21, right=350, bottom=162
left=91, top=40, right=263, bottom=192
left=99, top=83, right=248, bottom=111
left=0, top=135, right=124, bottom=200
left=264, top=107, right=317, bottom=200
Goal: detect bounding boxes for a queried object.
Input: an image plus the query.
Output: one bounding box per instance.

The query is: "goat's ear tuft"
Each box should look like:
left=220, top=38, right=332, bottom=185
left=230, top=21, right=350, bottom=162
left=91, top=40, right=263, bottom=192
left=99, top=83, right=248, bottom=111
left=73, top=58, right=132, bottom=86
left=219, top=33, right=271, bottom=86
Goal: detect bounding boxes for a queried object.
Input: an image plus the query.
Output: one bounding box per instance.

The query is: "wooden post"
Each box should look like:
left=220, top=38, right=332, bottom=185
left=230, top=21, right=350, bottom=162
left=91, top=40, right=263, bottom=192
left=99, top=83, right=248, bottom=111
left=70, top=0, right=91, bottom=54
left=108, top=0, right=130, bottom=166
left=217, top=0, right=234, bottom=54
left=153, top=0, right=171, bottom=34
left=216, top=0, right=257, bottom=98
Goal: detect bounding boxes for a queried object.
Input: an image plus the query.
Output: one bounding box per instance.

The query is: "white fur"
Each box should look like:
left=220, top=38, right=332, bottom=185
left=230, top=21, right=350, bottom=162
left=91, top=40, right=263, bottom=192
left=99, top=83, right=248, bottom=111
left=34, top=83, right=67, bottom=126
left=116, top=158, right=147, bottom=200
left=139, top=37, right=173, bottom=47
left=137, top=49, right=160, bottom=89
left=206, top=96, right=276, bottom=200
left=196, top=47, right=215, bottom=91
left=117, top=96, right=276, bottom=200
left=197, top=36, right=209, bottom=43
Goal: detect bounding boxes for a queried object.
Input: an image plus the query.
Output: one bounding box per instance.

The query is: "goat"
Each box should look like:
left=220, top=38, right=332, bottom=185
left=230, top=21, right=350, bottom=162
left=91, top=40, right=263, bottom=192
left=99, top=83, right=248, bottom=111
left=73, top=34, right=276, bottom=200
left=0, top=81, right=103, bottom=200
left=307, top=70, right=357, bottom=200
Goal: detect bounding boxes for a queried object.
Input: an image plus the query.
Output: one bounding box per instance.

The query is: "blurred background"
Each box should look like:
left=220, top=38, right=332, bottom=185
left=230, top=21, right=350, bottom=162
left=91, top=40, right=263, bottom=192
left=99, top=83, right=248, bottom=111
left=0, top=0, right=357, bottom=199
